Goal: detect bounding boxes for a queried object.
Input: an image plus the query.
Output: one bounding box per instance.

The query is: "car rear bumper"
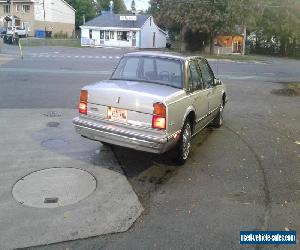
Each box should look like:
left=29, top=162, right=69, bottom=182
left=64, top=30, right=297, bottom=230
left=73, top=116, right=180, bottom=154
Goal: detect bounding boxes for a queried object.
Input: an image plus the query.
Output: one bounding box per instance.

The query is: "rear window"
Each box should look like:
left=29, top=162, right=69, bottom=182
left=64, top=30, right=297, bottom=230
left=111, top=56, right=183, bottom=88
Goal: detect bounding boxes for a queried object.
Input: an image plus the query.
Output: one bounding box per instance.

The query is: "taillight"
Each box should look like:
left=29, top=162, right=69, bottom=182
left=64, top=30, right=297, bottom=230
left=79, top=90, right=88, bottom=115
left=152, top=102, right=166, bottom=129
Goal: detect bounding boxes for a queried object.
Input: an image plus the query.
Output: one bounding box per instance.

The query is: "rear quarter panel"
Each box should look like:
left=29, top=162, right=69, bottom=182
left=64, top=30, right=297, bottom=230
left=166, top=92, right=194, bottom=136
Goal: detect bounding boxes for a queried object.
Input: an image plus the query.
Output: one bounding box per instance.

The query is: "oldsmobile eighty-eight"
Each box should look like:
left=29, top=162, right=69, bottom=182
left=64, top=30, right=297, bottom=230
left=73, top=51, right=227, bottom=164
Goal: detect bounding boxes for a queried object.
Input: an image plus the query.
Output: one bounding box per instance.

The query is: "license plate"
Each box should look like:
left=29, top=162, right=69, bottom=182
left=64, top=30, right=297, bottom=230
left=107, top=107, right=128, bottom=123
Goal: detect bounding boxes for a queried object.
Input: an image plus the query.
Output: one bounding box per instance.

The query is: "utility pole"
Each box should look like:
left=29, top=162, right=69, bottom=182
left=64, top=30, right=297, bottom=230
left=9, top=0, right=16, bottom=40
left=242, top=24, right=246, bottom=55
left=43, top=0, right=46, bottom=35
left=8, top=0, right=13, bottom=25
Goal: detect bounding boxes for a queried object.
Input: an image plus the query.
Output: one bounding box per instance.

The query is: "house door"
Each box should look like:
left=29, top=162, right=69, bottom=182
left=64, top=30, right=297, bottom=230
left=132, top=31, right=136, bottom=47
left=153, top=32, right=156, bottom=47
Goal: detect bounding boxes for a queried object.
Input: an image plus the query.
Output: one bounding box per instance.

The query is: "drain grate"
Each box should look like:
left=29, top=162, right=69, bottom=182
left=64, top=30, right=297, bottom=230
left=47, top=122, right=60, bottom=128
left=42, top=111, right=62, bottom=118
left=44, top=197, right=59, bottom=204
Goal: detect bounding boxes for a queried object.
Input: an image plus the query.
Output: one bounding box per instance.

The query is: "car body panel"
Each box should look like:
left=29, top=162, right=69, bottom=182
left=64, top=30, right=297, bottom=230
left=73, top=51, right=227, bottom=155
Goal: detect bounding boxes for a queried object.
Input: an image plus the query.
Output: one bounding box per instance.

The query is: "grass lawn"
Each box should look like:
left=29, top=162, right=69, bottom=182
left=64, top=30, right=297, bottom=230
left=271, top=82, right=300, bottom=96
left=20, top=38, right=81, bottom=47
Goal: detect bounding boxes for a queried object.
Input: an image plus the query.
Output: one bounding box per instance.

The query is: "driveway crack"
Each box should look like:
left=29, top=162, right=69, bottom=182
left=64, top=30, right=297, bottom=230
left=224, top=125, right=272, bottom=233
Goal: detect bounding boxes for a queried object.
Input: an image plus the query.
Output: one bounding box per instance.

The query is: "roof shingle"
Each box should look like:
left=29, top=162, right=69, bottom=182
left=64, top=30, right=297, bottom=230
left=82, top=13, right=150, bottom=29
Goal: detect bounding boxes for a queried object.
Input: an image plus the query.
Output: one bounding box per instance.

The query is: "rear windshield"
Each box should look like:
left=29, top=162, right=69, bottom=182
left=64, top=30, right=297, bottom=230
left=111, top=56, right=183, bottom=88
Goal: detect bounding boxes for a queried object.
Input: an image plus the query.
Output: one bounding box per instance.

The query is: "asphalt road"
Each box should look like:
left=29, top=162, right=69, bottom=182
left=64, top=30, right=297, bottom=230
left=0, top=45, right=300, bottom=249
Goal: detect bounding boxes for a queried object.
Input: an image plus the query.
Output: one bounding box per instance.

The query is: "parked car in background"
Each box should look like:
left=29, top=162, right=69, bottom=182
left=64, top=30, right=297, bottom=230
left=0, top=27, right=7, bottom=38
left=73, top=51, right=227, bottom=164
left=6, top=26, right=28, bottom=38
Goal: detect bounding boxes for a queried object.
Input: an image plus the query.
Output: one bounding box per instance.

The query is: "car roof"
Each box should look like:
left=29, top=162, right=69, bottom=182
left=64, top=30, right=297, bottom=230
left=124, top=51, right=205, bottom=61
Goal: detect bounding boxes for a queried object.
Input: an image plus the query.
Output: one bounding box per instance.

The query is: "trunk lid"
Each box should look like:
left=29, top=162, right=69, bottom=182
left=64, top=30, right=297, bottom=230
left=86, top=80, right=182, bottom=114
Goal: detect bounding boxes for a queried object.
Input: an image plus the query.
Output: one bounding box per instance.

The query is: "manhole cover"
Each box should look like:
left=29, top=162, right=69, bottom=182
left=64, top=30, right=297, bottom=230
left=12, top=168, right=97, bottom=208
left=42, top=111, right=61, bottom=117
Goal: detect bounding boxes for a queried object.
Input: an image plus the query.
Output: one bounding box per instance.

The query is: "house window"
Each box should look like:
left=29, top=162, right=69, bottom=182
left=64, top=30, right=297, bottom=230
left=117, top=31, right=128, bottom=41
left=3, top=5, right=10, bottom=14
left=105, top=31, right=109, bottom=40
left=100, top=30, right=104, bottom=39
left=110, top=31, right=114, bottom=39
left=16, top=4, right=21, bottom=12
left=89, top=29, right=92, bottom=39
left=22, top=4, right=30, bottom=13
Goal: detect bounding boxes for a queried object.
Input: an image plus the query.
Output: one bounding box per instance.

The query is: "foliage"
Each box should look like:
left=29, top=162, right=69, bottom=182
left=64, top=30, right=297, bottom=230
left=66, top=0, right=98, bottom=28
left=148, top=0, right=258, bottom=53
left=53, top=30, right=69, bottom=39
left=254, top=0, right=300, bottom=56
left=148, top=0, right=300, bottom=56
left=97, top=0, right=127, bottom=13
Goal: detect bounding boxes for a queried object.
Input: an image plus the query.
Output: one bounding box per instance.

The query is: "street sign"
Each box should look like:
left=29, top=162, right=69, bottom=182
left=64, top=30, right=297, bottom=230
left=120, top=16, right=137, bottom=21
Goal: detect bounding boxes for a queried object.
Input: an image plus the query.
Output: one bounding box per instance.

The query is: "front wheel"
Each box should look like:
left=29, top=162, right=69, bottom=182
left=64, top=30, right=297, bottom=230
left=175, top=121, right=192, bottom=165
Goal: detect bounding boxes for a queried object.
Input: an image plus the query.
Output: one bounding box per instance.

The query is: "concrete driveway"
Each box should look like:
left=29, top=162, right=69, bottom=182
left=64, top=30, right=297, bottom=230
left=0, top=45, right=299, bottom=249
left=0, top=109, right=143, bottom=249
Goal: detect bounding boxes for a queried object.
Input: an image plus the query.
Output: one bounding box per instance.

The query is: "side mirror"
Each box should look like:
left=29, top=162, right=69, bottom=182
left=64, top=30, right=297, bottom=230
left=214, top=78, right=222, bottom=86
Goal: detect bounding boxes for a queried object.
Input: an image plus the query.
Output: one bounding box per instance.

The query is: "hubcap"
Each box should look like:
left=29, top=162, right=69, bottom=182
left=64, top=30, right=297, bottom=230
left=182, top=123, right=191, bottom=160
left=219, top=104, right=224, bottom=125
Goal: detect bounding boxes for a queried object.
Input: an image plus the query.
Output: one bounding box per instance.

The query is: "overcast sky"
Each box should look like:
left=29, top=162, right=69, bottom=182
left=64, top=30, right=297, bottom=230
left=124, top=0, right=149, bottom=11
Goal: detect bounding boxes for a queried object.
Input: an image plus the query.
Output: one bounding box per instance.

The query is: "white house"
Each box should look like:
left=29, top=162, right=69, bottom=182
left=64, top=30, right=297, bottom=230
left=0, top=0, right=75, bottom=37
left=80, top=13, right=167, bottom=49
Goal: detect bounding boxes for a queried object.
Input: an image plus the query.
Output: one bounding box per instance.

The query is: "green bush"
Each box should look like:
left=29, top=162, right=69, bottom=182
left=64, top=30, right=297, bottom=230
left=53, top=30, right=68, bottom=39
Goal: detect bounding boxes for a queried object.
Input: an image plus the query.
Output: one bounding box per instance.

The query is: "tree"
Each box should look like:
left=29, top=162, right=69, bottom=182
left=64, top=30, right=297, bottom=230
left=256, top=0, right=300, bottom=56
left=97, top=0, right=127, bottom=13
left=148, top=0, right=264, bottom=54
left=66, top=0, right=98, bottom=28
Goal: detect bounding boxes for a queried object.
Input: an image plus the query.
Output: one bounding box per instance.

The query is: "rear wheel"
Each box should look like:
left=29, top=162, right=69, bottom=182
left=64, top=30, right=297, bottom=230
left=175, top=121, right=192, bottom=165
left=212, top=103, right=224, bottom=128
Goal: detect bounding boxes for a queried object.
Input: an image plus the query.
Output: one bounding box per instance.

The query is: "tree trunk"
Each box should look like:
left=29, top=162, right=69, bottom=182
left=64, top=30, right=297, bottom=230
left=292, top=38, right=296, bottom=57
left=180, top=25, right=187, bottom=52
left=280, top=37, right=287, bottom=56
left=209, top=31, right=215, bottom=55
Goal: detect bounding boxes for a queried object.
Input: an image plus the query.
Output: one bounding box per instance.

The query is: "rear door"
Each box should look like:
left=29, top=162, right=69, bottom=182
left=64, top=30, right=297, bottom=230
left=188, top=60, right=209, bottom=128
left=198, top=59, right=222, bottom=114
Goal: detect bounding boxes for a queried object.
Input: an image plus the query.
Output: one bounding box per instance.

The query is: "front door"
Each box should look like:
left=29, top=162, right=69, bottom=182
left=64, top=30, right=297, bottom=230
left=198, top=59, right=222, bottom=114
left=132, top=31, right=136, bottom=47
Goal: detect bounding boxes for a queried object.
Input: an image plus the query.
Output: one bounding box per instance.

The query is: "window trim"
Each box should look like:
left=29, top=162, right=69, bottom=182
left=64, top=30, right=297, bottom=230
left=188, top=59, right=204, bottom=92
left=111, top=55, right=184, bottom=89
left=16, top=4, right=21, bottom=12
left=100, top=30, right=104, bottom=40
left=110, top=31, right=114, bottom=39
left=3, top=4, right=10, bottom=14
left=22, top=4, right=30, bottom=13
left=105, top=30, right=109, bottom=40
left=198, top=59, right=215, bottom=89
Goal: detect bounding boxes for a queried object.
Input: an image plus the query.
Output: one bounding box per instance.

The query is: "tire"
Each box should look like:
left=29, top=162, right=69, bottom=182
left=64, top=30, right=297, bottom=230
left=175, top=121, right=192, bottom=165
left=212, top=103, right=224, bottom=128
left=101, top=141, right=111, bottom=147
